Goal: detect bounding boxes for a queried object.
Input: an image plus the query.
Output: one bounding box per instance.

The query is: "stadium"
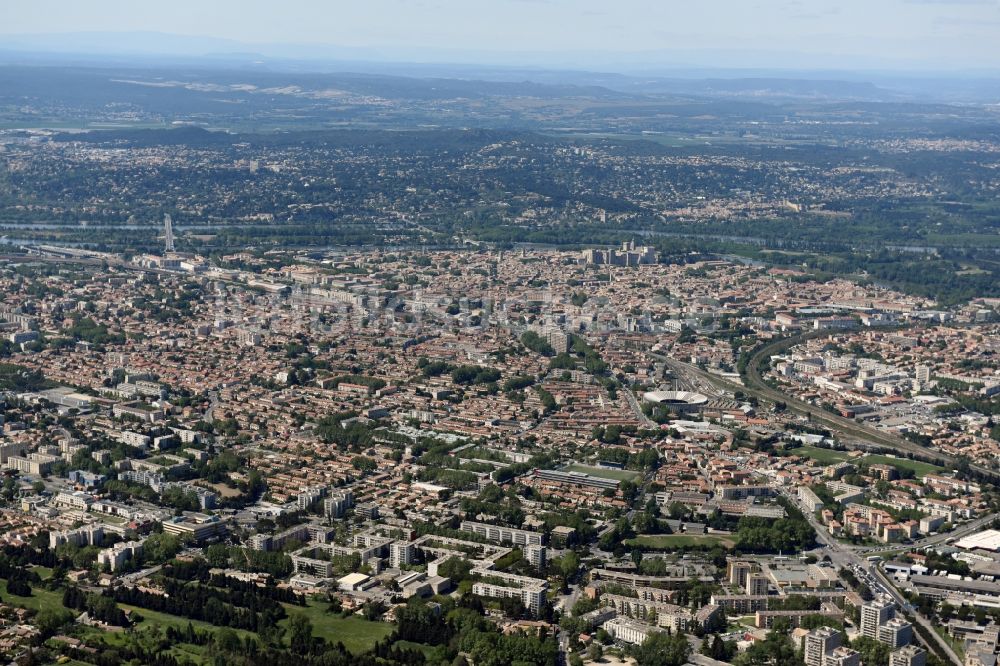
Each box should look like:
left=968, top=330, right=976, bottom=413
left=640, top=390, right=709, bottom=415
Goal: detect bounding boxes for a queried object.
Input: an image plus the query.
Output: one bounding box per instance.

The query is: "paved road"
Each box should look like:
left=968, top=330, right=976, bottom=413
left=652, top=340, right=1000, bottom=484
left=624, top=388, right=656, bottom=428
left=848, top=511, right=999, bottom=555
left=869, top=564, right=962, bottom=666
left=740, top=332, right=999, bottom=481
left=688, top=653, right=730, bottom=666
left=118, top=564, right=162, bottom=587
left=786, top=490, right=962, bottom=666
left=205, top=390, right=221, bottom=423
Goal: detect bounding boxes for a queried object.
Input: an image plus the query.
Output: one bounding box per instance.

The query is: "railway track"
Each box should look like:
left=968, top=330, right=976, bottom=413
left=653, top=329, right=1000, bottom=483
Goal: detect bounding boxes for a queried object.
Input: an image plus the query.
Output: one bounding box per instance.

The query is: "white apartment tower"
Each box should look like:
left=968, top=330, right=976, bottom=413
left=860, top=598, right=896, bottom=640
left=804, top=627, right=842, bottom=666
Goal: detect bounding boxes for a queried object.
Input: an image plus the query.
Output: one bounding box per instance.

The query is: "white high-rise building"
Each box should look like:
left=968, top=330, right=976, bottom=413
left=389, top=542, right=415, bottom=568
left=525, top=544, right=547, bottom=569
left=746, top=572, right=769, bottom=596
left=878, top=617, right=913, bottom=648
left=804, top=627, right=842, bottom=666
left=728, top=559, right=753, bottom=588
left=889, top=645, right=926, bottom=666
left=824, top=647, right=861, bottom=666
left=861, top=598, right=895, bottom=640
left=163, top=214, right=175, bottom=253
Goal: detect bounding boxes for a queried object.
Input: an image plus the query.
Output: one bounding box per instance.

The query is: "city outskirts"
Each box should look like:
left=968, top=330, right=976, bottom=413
left=2, top=3, right=1000, bottom=666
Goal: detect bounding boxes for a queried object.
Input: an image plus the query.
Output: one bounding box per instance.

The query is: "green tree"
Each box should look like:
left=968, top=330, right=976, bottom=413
left=555, top=551, right=580, bottom=589
left=850, top=636, right=891, bottom=666
left=634, top=632, right=690, bottom=666
left=351, top=455, right=377, bottom=474
left=288, top=612, right=313, bottom=655
left=34, top=608, right=75, bottom=635
left=734, top=619, right=803, bottom=665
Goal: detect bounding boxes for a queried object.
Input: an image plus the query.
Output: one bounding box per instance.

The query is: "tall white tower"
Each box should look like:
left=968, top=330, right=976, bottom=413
left=163, top=214, right=175, bottom=254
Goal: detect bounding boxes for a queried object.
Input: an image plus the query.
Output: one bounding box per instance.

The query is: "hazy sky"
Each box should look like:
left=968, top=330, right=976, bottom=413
left=4, top=0, right=1000, bottom=70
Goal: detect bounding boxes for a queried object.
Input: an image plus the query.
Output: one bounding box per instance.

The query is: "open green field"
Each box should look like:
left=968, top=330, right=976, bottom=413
left=81, top=607, right=256, bottom=666
left=0, top=580, right=65, bottom=614
left=394, top=640, right=438, bottom=657
left=282, top=599, right=394, bottom=654
left=80, top=625, right=215, bottom=665
left=624, top=534, right=736, bottom=550
left=116, top=603, right=257, bottom=640
left=784, top=446, right=851, bottom=464
left=170, top=643, right=210, bottom=664
left=862, top=455, right=943, bottom=479
left=782, top=446, right=943, bottom=478
left=91, top=597, right=390, bottom=656
left=83, top=599, right=392, bottom=661
left=96, top=514, right=128, bottom=525
left=562, top=464, right=640, bottom=481
left=6, top=581, right=392, bottom=658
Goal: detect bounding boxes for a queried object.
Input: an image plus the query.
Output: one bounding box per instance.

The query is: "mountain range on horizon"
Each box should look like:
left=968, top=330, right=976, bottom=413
left=4, top=29, right=1000, bottom=80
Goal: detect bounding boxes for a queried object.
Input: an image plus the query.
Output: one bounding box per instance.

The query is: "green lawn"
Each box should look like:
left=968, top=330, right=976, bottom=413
left=32, top=566, right=54, bottom=580
left=861, top=455, right=943, bottom=479
left=169, top=643, right=209, bottom=664
left=10, top=582, right=391, bottom=658
left=0, top=580, right=66, bottom=614
left=79, top=605, right=260, bottom=666
left=117, top=602, right=256, bottom=640
left=624, top=534, right=736, bottom=550
left=79, top=623, right=213, bottom=665
left=394, top=640, right=438, bottom=657
left=784, top=446, right=850, bottom=464
left=562, top=464, right=639, bottom=481
left=281, top=599, right=394, bottom=654
left=784, top=448, right=943, bottom=478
